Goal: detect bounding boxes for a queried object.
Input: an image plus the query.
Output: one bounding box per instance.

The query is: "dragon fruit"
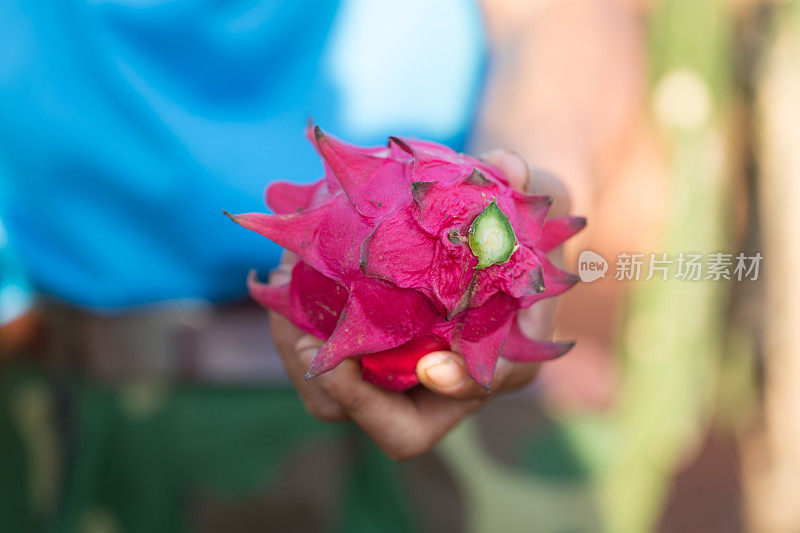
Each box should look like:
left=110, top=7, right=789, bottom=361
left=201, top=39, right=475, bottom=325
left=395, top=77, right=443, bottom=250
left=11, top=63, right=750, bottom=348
left=226, top=126, right=585, bottom=391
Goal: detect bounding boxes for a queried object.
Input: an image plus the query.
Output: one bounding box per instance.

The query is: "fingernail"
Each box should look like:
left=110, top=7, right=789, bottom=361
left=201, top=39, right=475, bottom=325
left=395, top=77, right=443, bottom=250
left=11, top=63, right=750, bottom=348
left=425, top=356, right=467, bottom=390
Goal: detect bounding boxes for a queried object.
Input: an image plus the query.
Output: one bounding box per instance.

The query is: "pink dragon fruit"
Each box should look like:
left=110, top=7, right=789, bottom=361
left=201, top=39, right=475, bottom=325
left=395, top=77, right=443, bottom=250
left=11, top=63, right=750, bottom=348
left=226, top=126, right=585, bottom=391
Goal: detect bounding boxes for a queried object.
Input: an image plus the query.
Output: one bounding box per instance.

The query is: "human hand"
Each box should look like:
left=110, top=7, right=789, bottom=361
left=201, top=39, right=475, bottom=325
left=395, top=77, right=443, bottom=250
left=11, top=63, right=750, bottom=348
left=268, top=150, right=571, bottom=460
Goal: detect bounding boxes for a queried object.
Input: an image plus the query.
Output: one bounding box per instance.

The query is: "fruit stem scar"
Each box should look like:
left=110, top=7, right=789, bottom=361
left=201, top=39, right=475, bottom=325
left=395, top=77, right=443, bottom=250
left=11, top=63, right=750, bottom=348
left=468, top=199, right=517, bottom=269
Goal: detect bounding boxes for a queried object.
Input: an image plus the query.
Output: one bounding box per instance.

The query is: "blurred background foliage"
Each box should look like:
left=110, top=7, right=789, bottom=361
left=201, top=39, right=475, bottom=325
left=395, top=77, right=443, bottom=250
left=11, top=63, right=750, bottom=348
left=441, top=0, right=791, bottom=531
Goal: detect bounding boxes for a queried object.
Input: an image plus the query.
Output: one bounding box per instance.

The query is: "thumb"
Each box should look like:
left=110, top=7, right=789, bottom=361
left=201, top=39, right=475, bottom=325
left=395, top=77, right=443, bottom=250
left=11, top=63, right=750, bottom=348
left=416, top=351, right=488, bottom=400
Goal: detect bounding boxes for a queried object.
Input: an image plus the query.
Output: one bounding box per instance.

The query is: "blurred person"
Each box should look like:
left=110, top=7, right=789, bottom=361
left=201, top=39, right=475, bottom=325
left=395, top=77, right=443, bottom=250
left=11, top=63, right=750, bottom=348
left=0, top=0, right=640, bottom=531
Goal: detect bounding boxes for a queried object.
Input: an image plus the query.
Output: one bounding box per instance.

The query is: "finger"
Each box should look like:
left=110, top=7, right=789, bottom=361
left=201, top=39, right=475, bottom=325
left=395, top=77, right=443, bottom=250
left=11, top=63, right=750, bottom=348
left=265, top=252, right=347, bottom=421
left=527, top=167, right=570, bottom=217
left=480, top=149, right=529, bottom=191
left=269, top=312, right=348, bottom=421
left=415, top=351, right=488, bottom=400
left=517, top=298, right=556, bottom=340
left=490, top=357, right=541, bottom=393
left=268, top=251, right=297, bottom=285
left=481, top=149, right=571, bottom=217
left=416, top=351, right=540, bottom=400
left=315, top=358, right=481, bottom=460
left=315, top=359, right=425, bottom=458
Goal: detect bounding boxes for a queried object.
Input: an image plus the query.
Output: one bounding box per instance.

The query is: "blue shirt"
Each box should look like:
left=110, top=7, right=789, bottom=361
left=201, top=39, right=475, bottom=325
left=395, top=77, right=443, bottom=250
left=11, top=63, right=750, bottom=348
left=0, top=0, right=486, bottom=310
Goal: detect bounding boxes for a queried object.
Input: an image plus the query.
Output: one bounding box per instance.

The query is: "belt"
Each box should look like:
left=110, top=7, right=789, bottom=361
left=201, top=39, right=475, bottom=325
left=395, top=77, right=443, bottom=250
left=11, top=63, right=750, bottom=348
left=41, top=298, right=287, bottom=383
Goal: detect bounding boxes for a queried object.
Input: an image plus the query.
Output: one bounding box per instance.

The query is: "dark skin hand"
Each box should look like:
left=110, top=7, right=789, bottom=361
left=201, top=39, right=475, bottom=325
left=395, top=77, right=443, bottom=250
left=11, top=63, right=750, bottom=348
left=269, top=150, right=570, bottom=460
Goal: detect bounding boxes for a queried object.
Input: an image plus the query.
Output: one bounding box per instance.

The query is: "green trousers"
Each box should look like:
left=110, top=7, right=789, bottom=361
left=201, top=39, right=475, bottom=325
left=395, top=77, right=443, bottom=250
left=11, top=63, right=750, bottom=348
left=0, top=364, right=426, bottom=533
left=0, top=363, right=599, bottom=533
